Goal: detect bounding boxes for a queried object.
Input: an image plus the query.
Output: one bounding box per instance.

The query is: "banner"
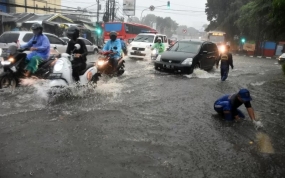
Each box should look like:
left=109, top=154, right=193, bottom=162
left=123, top=0, right=136, bottom=16
left=243, top=43, right=256, bottom=51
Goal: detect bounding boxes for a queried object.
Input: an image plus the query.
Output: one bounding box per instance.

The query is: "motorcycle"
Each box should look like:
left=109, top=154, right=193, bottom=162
left=0, top=44, right=57, bottom=89
left=49, top=43, right=100, bottom=88
left=96, top=49, right=125, bottom=77
left=151, top=49, right=158, bottom=60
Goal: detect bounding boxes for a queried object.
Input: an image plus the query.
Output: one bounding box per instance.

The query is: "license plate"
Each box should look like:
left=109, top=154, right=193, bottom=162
left=165, top=64, right=172, bottom=69
left=10, top=66, right=16, bottom=72
left=49, top=73, right=62, bottom=79
left=134, top=51, right=141, bottom=54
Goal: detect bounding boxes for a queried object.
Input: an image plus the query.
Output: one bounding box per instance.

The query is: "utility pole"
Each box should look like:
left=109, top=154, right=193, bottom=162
left=96, top=0, right=99, bottom=46
left=25, top=0, right=27, bottom=12
left=111, top=0, right=115, bottom=21
left=107, top=0, right=110, bottom=22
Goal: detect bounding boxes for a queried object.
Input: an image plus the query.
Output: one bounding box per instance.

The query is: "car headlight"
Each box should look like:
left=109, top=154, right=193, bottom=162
left=0, top=48, right=2, bottom=56
left=155, top=55, right=161, bottom=61
left=1, top=61, right=11, bottom=65
left=219, top=45, right=226, bottom=53
left=54, top=59, right=64, bottom=71
left=182, top=58, right=193, bottom=65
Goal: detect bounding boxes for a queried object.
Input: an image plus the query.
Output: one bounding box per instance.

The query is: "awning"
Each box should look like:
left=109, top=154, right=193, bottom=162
left=83, top=23, right=96, bottom=31
left=46, top=14, right=73, bottom=23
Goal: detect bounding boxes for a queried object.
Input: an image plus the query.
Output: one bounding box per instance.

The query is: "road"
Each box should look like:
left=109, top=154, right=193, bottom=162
left=0, top=55, right=285, bottom=178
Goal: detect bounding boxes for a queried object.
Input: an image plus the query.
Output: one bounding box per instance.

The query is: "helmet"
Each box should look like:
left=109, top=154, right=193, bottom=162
left=109, top=31, right=117, bottom=37
left=66, top=26, right=80, bottom=40
left=31, top=23, right=43, bottom=31
left=157, top=37, right=162, bottom=41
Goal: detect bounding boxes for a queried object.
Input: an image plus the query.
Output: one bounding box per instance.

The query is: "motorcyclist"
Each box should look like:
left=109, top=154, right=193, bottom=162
left=213, top=88, right=262, bottom=127
left=151, top=37, right=165, bottom=54
left=21, top=23, right=50, bottom=77
left=65, top=26, right=88, bottom=81
left=216, top=45, right=234, bottom=81
left=102, top=31, right=122, bottom=70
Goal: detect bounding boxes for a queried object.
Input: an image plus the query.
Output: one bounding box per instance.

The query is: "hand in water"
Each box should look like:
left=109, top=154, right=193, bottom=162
left=253, top=120, right=263, bottom=129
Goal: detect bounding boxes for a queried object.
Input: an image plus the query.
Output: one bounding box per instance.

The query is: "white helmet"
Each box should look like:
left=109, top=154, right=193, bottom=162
left=157, top=37, right=162, bottom=42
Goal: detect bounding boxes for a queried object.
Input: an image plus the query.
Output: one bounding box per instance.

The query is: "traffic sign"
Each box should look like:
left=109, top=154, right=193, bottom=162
left=149, top=5, right=155, bottom=11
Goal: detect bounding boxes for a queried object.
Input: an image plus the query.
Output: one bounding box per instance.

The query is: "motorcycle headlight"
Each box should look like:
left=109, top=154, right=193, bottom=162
left=152, top=49, right=157, bottom=55
left=182, top=58, right=193, bottom=65
left=97, top=60, right=105, bottom=66
left=8, top=58, right=14, bottom=63
left=54, top=59, right=64, bottom=71
left=156, top=55, right=161, bottom=61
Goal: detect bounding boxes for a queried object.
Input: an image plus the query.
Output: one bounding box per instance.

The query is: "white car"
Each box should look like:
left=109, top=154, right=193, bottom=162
left=60, top=37, right=99, bottom=54
left=0, top=31, right=67, bottom=55
left=128, top=33, right=169, bottom=59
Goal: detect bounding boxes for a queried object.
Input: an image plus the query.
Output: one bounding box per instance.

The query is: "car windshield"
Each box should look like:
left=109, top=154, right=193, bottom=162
left=169, top=41, right=201, bottom=53
left=133, top=35, right=154, bottom=43
left=209, top=35, right=225, bottom=43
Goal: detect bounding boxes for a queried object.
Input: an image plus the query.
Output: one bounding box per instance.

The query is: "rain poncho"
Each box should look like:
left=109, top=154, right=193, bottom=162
left=21, top=34, right=50, bottom=73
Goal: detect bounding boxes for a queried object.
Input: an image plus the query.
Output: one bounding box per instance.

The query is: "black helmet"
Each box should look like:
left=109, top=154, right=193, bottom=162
left=31, top=23, right=43, bottom=34
left=66, top=26, right=80, bottom=40
left=109, top=31, right=117, bottom=37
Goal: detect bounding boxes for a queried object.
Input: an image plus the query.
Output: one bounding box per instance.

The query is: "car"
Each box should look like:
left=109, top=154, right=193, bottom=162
left=278, top=53, right=285, bottom=65
left=154, top=39, right=219, bottom=74
left=60, top=37, right=99, bottom=54
left=128, top=32, right=169, bottom=59
left=0, top=31, right=67, bottom=56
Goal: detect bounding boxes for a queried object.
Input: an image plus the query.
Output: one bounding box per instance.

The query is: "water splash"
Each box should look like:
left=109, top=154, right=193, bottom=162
left=185, top=69, right=219, bottom=79
left=251, top=81, right=266, bottom=86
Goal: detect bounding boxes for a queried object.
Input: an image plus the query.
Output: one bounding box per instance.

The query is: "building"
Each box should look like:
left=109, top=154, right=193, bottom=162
left=9, top=0, right=61, bottom=14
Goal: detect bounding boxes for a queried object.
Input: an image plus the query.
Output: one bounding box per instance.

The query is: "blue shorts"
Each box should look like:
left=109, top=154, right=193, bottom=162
left=214, top=100, right=245, bottom=120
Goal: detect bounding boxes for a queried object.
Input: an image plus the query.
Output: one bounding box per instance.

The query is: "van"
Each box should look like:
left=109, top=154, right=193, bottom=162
left=128, top=33, right=169, bottom=59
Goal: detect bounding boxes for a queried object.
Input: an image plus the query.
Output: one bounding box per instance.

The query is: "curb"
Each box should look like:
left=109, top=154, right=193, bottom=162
left=233, top=53, right=278, bottom=59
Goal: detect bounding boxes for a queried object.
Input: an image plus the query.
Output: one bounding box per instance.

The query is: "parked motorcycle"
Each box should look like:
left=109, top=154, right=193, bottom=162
left=48, top=44, right=100, bottom=89
left=96, top=49, right=125, bottom=77
left=0, top=44, right=57, bottom=89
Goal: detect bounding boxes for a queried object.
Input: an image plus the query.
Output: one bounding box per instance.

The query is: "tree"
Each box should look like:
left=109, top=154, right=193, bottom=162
left=127, top=17, right=140, bottom=23
left=141, top=14, right=178, bottom=37
left=141, top=14, right=157, bottom=27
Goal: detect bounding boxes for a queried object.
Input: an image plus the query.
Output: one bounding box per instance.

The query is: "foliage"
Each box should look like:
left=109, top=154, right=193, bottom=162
left=141, top=14, right=178, bottom=37
left=205, top=0, right=285, bottom=41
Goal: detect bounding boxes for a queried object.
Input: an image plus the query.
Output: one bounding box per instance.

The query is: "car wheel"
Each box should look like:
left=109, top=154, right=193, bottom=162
left=93, top=48, right=99, bottom=54
left=194, top=63, right=200, bottom=69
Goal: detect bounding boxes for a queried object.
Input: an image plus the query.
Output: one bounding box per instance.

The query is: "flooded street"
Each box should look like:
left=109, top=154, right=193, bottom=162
left=1, top=55, right=285, bottom=178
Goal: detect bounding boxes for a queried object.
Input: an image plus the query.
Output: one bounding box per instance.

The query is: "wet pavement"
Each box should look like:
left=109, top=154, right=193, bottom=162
left=0, top=55, right=285, bottom=178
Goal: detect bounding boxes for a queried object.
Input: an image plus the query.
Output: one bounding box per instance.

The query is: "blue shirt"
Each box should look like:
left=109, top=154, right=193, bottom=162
left=103, top=39, right=122, bottom=59
left=21, top=34, right=50, bottom=60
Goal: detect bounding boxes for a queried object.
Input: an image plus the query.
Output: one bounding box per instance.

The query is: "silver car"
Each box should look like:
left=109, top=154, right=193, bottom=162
left=0, top=31, right=67, bottom=56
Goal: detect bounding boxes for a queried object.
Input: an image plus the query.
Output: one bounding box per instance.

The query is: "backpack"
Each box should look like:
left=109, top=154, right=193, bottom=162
left=221, top=53, right=228, bottom=61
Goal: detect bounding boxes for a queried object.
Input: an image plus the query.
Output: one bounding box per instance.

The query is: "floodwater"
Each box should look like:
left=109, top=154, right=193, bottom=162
left=0, top=55, right=285, bottom=178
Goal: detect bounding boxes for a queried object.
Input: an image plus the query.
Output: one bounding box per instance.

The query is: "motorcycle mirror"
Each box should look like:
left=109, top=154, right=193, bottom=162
left=74, top=44, right=81, bottom=50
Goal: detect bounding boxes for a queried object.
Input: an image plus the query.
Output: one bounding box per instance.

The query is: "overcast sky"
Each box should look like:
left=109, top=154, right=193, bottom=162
left=61, top=0, right=208, bottom=30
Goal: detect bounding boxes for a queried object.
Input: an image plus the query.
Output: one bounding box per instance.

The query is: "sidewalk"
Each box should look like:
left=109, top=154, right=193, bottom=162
left=232, top=53, right=279, bottom=59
